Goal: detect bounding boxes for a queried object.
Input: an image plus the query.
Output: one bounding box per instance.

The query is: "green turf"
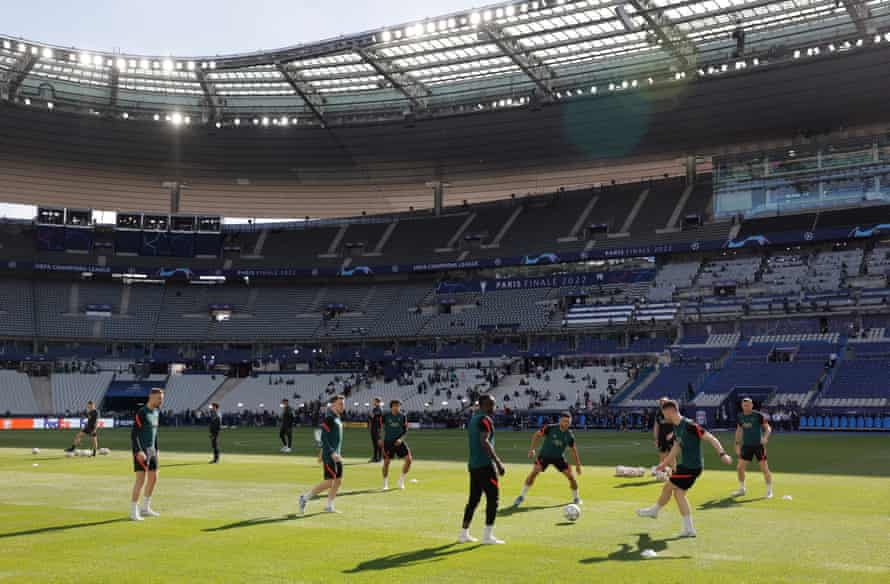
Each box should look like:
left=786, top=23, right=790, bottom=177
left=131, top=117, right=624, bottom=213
left=1, top=428, right=888, bottom=583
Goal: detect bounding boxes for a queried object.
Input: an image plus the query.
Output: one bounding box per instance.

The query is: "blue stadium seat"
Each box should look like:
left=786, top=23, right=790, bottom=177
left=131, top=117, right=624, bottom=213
left=865, top=416, right=874, bottom=429
left=856, top=416, right=865, bottom=429
left=800, top=417, right=809, bottom=429
left=577, top=415, right=586, bottom=427
left=884, top=417, right=890, bottom=429
left=840, top=416, right=848, bottom=429
left=814, top=416, right=822, bottom=428
left=848, top=416, right=856, bottom=428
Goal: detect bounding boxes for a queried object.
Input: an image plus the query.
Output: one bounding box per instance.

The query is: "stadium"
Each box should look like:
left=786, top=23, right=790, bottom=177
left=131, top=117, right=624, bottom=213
left=0, top=0, right=888, bottom=581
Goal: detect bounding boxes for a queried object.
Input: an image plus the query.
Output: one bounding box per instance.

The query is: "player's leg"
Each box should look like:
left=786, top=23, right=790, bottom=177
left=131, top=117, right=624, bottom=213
left=561, top=466, right=582, bottom=505
left=210, top=434, right=219, bottom=463
left=673, top=488, right=696, bottom=537
left=481, top=470, right=503, bottom=544
left=141, top=468, right=160, bottom=517
left=759, top=450, right=773, bottom=498
left=514, top=461, right=542, bottom=506
left=382, top=447, right=392, bottom=490
left=91, top=434, right=98, bottom=456
left=460, top=471, right=483, bottom=541
left=636, top=481, right=673, bottom=518
left=67, top=432, right=83, bottom=452
left=398, top=447, right=412, bottom=489
left=325, top=465, right=343, bottom=512
left=130, top=471, right=146, bottom=520
left=733, top=457, right=748, bottom=496
left=287, top=428, right=293, bottom=450
left=279, top=427, right=287, bottom=451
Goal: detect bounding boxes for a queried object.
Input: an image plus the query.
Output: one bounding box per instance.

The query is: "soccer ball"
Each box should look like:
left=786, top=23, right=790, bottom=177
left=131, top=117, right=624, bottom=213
left=655, top=467, right=673, bottom=482
left=31, top=447, right=40, bottom=455
left=65, top=451, right=75, bottom=458
left=99, top=448, right=110, bottom=455
left=563, top=504, right=581, bottom=522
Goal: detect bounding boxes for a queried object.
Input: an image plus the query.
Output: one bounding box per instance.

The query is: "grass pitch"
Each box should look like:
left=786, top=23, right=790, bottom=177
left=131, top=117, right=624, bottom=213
left=0, top=428, right=888, bottom=583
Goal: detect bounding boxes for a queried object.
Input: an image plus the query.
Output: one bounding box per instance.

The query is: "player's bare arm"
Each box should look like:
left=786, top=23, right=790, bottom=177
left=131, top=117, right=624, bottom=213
left=481, top=431, right=505, bottom=476
left=703, top=432, right=732, bottom=465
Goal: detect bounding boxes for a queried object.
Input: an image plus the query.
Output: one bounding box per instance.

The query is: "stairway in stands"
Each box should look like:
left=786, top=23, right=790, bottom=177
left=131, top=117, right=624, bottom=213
left=29, top=375, right=53, bottom=414
left=201, top=377, right=244, bottom=409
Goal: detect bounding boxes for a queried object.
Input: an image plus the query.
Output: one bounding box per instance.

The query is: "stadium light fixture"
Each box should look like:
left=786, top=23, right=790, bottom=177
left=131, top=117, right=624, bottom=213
left=184, top=116, right=191, bottom=125
left=261, top=116, right=270, bottom=126
left=153, top=113, right=160, bottom=121
left=2, top=40, right=9, bottom=50
left=447, top=17, right=457, bottom=28
left=483, top=9, right=493, bottom=21
left=187, top=61, right=195, bottom=70
left=215, top=121, right=221, bottom=128
left=165, top=114, right=172, bottom=122
left=92, top=55, right=103, bottom=66
left=41, top=47, right=52, bottom=59
left=280, top=116, right=288, bottom=125
left=23, top=98, right=31, bottom=105
left=115, top=58, right=126, bottom=70
left=252, top=118, right=259, bottom=125
left=209, top=61, right=216, bottom=69
left=122, top=112, right=129, bottom=119
left=234, top=117, right=241, bottom=126
left=17, top=42, right=25, bottom=52
left=506, top=5, right=515, bottom=16
left=46, top=102, right=53, bottom=110
left=382, top=30, right=392, bottom=42
left=140, top=58, right=149, bottom=69
left=162, top=59, right=174, bottom=72
left=79, top=52, right=91, bottom=65
left=171, top=113, right=183, bottom=125
left=470, top=12, right=481, bottom=25
left=426, top=22, right=436, bottom=34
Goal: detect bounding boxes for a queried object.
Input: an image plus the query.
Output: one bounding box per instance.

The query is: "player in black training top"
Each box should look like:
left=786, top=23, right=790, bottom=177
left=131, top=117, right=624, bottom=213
left=653, top=397, right=675, bottom=465
left=65, top=400, right=100, bottom=457
left=369, top=397, right=384, bottom=462
left=279, top=399, right=294, bottom=453
left=209, top=402, right=222, bottom=464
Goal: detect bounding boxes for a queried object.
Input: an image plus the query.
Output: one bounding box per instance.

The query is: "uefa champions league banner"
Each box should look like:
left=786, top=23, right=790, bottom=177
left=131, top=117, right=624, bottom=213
left=437, top=269, right=656, bottom=294
left=2, top=223, right=883, bottom=281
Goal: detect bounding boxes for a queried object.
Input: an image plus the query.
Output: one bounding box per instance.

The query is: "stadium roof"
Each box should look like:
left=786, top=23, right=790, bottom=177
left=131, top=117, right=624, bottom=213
left=3, top=0, right=889, bottom=127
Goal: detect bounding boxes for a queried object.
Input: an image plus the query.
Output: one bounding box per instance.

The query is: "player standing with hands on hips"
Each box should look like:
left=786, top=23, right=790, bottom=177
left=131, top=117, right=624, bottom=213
left=732, top=397, right=773, bottom=498
left=130, top=388, right=164, bottom=521
left=636, top=399, right=732, bottom=537
left=459, top=394, right=506, bottom=545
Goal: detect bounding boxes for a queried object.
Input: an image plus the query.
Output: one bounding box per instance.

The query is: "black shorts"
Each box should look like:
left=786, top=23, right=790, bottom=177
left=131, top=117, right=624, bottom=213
left=536, top=456, right=569, bottom=472
left=383, top=440, right=410, bottom=459
left=469, top=464, right=500, bottom=491
left=669, top=466, right=702, bottom=491
left=657, top=438, right=674, bottom=453
left=740, top=444, right=767, bottom=462
left=82, top=427, right=97, bottom=437
left=133, top=451, right=158, bottom=473
left=323, top=459, right=343, bottom=480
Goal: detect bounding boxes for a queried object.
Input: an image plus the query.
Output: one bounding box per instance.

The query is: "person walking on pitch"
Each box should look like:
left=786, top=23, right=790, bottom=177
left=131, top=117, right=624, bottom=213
left=279, top=399, right=294, bottom=453
left=300, top=395, right=346, bottom=514
left=732, top=397, right=773, bottom=498
left=380, top=400, right=412, bottom=490
left=209, top=402, right=222, bottom=464
left=459, top=394, right=506, bottom=545
left=65, top=400, right=100, bottom=457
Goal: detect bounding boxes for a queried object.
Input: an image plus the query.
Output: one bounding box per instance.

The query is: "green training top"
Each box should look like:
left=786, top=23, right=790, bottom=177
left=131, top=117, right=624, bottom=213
left=537, top=424, right=575, bottom=459
left=467, top=412, right=495, bottom=470
left=674, top=417, right=706, bottom=469
left=321, top=410, right=343, bottom=460
left=382, top=412, right=408, bottom=442
left=737, top=411, right=767, bottom=446
left=131, top=406, right=159, bottom=453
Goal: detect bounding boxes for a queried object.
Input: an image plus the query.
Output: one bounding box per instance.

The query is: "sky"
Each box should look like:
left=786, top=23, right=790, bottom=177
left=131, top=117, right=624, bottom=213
left=2, top=0, right=481, bottom=56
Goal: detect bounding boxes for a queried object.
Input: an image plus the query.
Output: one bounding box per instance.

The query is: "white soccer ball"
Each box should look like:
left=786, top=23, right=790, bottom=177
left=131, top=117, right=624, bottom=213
left=563, top=503, right=581, bottom=522
left=99, top=448, right=110, bottom=455
left=655, top=467, right=672, bottom=482
left=32, top=447, right=40, bottom=454
left=65, top=451, right=75, bottom=458
left=77, top=449, right=88, bottom=457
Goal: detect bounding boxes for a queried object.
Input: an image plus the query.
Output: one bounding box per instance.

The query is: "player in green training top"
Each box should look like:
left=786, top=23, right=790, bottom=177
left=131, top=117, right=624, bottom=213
left=636, top=399, right=732, bottom=537
left=732, top=397, right=773, bottom=498
left=380, top=399, right=412, bottom=491
left=130, top=388, right=164, bottom=521
left=300, top=394, right=345, bottom=514
left=512, top=411, right=582, bottom=508
left=459, top=394, right=506, bottom=545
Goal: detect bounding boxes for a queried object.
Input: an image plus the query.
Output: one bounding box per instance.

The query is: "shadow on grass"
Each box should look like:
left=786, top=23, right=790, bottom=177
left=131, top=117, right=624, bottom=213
left=203, top=513, right=321, bottom=532
left=613, top=479, right=661, bottom=489
left=580, top=533, right=691, bottom=564
left=498, top=503, right=564, bottom=517
left=343, top=543, right=480, bottom=573
left=0, top=518, right=128, bottom=539
left=335, top=489, right=392, bottom=498
left=162, top=462, right=208, bottom=468
left=698, top=496, right=768, bottom=511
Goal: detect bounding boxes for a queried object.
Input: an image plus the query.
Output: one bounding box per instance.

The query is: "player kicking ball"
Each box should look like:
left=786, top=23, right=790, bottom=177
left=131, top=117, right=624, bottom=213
left=732, top=397, right=773, bottom=499
left=636, top=399, right=732, bottom=537
left=300, top=395, right=345, bottom=514
left=130, top=388, right=164, bottom=521
left=380, top=400, right=412, bottom=491
left=513, top=411, right=582, bottom=507
left=65, top=400, right=100, bottom=457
